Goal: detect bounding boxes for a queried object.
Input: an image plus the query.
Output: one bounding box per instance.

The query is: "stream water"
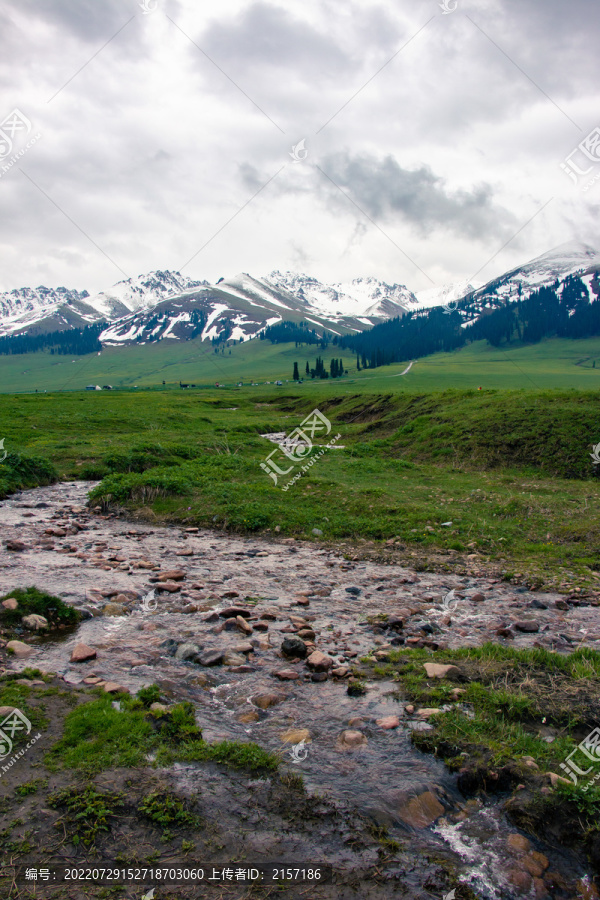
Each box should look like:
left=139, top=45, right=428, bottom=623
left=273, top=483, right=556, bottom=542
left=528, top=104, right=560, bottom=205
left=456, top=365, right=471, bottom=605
left=0, top=481, right=596, bottom=899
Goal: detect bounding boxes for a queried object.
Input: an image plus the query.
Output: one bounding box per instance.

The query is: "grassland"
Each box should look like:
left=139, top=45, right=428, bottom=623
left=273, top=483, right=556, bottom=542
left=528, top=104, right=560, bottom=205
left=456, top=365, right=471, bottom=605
left=2, top=334, right=600, bottom=393
left=0, top=386, right=599, bottom=590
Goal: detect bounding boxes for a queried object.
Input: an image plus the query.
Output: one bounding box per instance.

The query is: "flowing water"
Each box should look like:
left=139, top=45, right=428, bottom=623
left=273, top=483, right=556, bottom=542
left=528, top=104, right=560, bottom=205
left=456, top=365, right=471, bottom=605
left=0, top=481, right=596, bottom=898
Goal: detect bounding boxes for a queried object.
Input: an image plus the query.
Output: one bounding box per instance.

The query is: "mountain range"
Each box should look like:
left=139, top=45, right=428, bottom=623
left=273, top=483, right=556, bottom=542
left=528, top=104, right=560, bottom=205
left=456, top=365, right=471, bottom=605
left=0, top=242, right=598, bottom=347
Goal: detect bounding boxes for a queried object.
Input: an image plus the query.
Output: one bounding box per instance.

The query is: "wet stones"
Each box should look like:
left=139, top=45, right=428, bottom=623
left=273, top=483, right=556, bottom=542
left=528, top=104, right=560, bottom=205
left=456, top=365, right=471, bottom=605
left=22, top=614, right=49, bottom=631
left=70, top=643, right=97, bottom=663
left=396, top=791, right=444, bottom=828
left=6, top=640, right=33, bottom=658
left=174, top=642, right=202, bottom=661
left=306, top=651, right=333, bottom=673
left=156, top=570, right=186, bottom=582
left=271, top=669, right=301, bottom=681
left=154, top=582, right=181, bottom=593
left=296, top=628, right=316, bottom=641
left=496, top=627, right=514, bottom=639
left=376, top=716, right=400, bottom=729
left=102, top=603, right=127, bottom=617
left=345, top=586, right=361, bottom=596
left=514, top=620, right=540, bottom=633
left=336, top=729, right=368, bottom=750
left=235, top=616, right=253, bottom=636
left=222, top=651, right=248, bottom=667
left=219, top=606, right=251, bottom=619
left=251, top=691, right=287, bottom=709
left=281, top=637, right=307, bottom=659
left=198, top=649, right=225, bottom=666
left=470, top=592, right=486, bottom=603
left=5, top=540, right=27, bottom=552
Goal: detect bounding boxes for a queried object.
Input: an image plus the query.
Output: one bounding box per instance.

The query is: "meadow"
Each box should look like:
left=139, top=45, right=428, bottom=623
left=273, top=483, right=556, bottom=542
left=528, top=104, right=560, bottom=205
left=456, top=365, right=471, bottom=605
left=0, top=383, right=599, bottom=591
left=1, top=334, right=600, bottom=393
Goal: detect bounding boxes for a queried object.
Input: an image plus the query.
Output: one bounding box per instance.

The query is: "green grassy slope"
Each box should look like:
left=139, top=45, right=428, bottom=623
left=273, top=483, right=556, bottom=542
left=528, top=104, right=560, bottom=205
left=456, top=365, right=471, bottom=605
left=0, top=388, right=599, bottom=590
left=2, top=335, right=600, bottom=393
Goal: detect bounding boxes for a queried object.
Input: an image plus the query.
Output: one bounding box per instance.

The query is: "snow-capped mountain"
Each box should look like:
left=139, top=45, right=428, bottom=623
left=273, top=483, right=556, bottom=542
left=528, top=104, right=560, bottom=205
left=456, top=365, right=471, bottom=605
left=266, top=271, right=418, bottom=321
left=414, top=280, right=483, bottom=309
left=86, top=270, right=208, bottom=320
left=471, top=241, right=600, bottom=305
left=0, top=271, right=208, bottom=338
left=97, top=272, right=392, bottom=345
left=0, top=285, right=90, bottom=320
left=1, top=243, right=598, bottom=346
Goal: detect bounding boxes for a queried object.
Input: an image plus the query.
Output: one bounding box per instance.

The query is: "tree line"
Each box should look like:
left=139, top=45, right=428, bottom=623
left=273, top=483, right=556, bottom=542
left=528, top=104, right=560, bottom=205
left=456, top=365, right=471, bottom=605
left=0, top=322, right=106, bottom=356
left=337, top=274, right=598, bottom=369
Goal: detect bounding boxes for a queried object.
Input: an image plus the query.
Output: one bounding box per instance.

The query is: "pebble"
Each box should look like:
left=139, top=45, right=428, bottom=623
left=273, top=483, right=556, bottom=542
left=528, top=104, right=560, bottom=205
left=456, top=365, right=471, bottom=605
left=219, top=606, right=251, bottom=619
left=156, top=570, right=186, bottom=582
left=22, top=614, right=49, bottom=631
left=2, top=598, right=18, bottom=610
left=281, top=637, right=307, bottom=659
left=71, top=643, right=97, bottom=663
left=376, top=716, right=400, bottom=729
left=423, top=663, right=461, bottom=680
left=102, top=603, right=127, bottom=617
left=271, top=669, right=301, bottom=681
left=397, top=791, right=444, bottom=828
left=5, top=540, right=27, bottom=551
left=198, top=649, right=225, bottom=666
left=251, top=692, right=287, bottom=709
left=236, top=616, right=253, bottom=635
left=6, top=640, right=33, bottom=658
left=306, top=650, right=333, bottom=672
left=336, top=729, right=368, bottom=749
left=103, top=682, right=129, bottom=694
left=175, top=642, right=201, bottom=661
left=514, top=621, right=539, bottom=633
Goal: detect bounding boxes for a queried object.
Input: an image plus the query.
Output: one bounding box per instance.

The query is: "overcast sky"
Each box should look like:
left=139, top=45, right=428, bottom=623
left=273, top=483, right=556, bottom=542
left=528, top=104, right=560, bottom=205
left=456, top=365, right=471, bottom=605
left=0, top=0, right=598, bottom=295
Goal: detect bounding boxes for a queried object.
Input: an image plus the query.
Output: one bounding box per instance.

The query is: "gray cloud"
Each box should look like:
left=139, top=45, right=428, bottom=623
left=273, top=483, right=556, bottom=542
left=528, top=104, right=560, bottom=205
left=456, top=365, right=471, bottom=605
left=200, top=3, right=358, bottom=76
left=6, top=0, right=131, bottom=42
left=317, top=152, right=514, bottom=239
